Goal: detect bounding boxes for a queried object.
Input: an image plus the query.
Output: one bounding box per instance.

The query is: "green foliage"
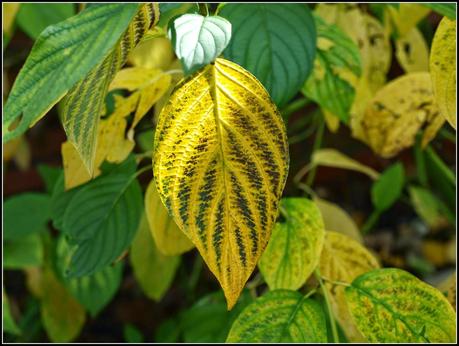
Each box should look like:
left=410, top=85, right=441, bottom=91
left=4, top=233, right=44, bottom=269
left=123, top=324, right=144, bottom=343
left=220, top=4, right=316, bottom=106
left=3, top=290, right=21, bottom=335
left=345, top=268, right=456, bottom=342
left=371, top=162, right=405, bottom=212
left=168, top=14, right=231, bottom=74
left=16, top=4, right=76, bottom=39
left=227, top=290, right=327, bottom=342
left=423, top=3, right=457, bottom=19
left=3, top=193, right=51, bottom=240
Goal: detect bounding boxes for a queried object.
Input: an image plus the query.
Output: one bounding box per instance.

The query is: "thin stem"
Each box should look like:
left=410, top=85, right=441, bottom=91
left=305, top=118, right=325, bottom=187
left=315, top=269, right=339, bottom=343
left=215, top=2, right=227, bottom=15
left=281, top=97, right=310, bottom=121
left=361, top=209, right=381, bottom=235
left=189, top=255, right=203, bottom=298
left=198, top=3, right=209, bottom=16
left=297, top=182, right=317, bottom=199
left=134, top=164, right=153, bottom=178
left=134, top=151, right=154, bottom=161
left=304, top=288, right=317, bottom=299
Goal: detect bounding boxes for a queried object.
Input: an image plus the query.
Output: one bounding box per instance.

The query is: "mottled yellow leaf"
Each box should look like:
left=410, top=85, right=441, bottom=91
left=395, top=27, right=429, bottom=73
left=145, top=178, right=194, bottom=256
left=359, top=72, right=443, bottom=158
left=430, top=17, right=456, bottom=129
left=258, top=198, right=325, bottom=290
left=40, top=267, right=86, bottom=342
left=388, top=3, right=431, bottom=37
left=346, top=268, right=456, bottom=342
left=153, top=58, right=289, bottom=309
left=128, top=35, right=174, bottom=70
left=319, top=231, right=380, bottom=342
left=438, top=272, right=456, bottom=311
left=311, top=148, right=380, bottom=180
left=350, top=76, right=375, bottom=142
left=314, top=197, right=362, bottom=243
left=317, top=37, right=334, bottom=50
left=62, top=142, right=92, bottom=189
left=130, top=213, right=181, bottom=301
left=154, top=59, right=184, bottom=122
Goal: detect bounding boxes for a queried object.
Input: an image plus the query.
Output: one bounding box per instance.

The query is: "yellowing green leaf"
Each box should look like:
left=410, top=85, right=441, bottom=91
left=153, top=58, right=289, bottom=309
left=438, top=272, right=456, bottom=311
left=145, top=178, right=194, bottom=256
left=109, top=66, right=171, bottom=136
left=130, top=214, right=181, bottom=301
left=62, top=95, right=137, bottom=189
left=2, top=3, right=20, bottom=37
left=61, top=4, right=159, bottom=174
left=395, top=27, right=429, bottom=73
left=258, top=198, right=325, bottom=290
left=311, top=148, right=380, bottom=180
left=40, top=267, right=86, bottom=342
left=388, top=4, right=431, bottom=37
left=408, top=185, right=450, bottom=230
left=226, top=290, right=327, bottom=342
left=359, top=72, right=443, bottom=158
left=128, top=35, right=175, bottom=70
left=345, top=268, right=457, bottom=343
left=322, top=109, right=340, bottom=133
left=3, top=289, right=20, bottom=335
left=313, top=197, right=362, bottom=243
left=319, top=231, right=380, bottom=342
left=430, top=17, right=456, bottom=129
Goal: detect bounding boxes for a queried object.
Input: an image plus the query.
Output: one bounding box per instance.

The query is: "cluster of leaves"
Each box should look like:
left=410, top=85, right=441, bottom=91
left=3, top=3, right=457, bottom=343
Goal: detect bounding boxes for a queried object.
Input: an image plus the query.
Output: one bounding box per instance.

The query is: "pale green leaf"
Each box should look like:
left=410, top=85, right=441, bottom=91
left=408, top=185, right=450, bottom=229
left=371, top=162, right=405, bottom=212
left=3, top=290, right=21, bottom=335
left=345, top=268, right=457, bottom=343
left=259, top=198, right=325, bottom=290
left=227, top=290, right=327, bottom=342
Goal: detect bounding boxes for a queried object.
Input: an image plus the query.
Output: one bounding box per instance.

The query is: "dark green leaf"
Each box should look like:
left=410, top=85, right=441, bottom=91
left=155, top=318, right=181, bottom=343
left=3, top=290, right=21, bottom=335
left=123, top=324, right=144, bottom=343
left=16, top=4, right=76, bottom=40
left=423, top=3, right=456, bottom=19
left=169, top=14, right=231, bottom=74
left=4, top=232, right=44, bottom=269
left=302, top=15, right=361, bottom=123
left=4, top=193, right=51, bottom=240
left=37, top=165, right=62, bottom=194
left=180, top=290, right=253, bottom=343
left=221, top=4, right=316, bottom=106
left=371, top=162, right=405, bottom=212
left=3, top=4, right=140, bottom=143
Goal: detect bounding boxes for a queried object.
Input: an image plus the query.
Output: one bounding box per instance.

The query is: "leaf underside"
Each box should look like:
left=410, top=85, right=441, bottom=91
left=153, top=58, right=289, bottom=309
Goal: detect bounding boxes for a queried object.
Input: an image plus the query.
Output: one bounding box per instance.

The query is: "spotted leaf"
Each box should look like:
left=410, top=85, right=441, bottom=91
left=153, top=58, right=289, bottom=309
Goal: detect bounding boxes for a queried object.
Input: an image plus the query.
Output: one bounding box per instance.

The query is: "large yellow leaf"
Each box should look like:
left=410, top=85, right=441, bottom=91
left=153, top=58, right=289, bottom=309
left=319, top=231, right=380, bottom=342
left=395, top=27, right=429, bottom=73
left=311, top=148, right=380, bottom=180
left=430, top=17, right=456, bottom=129
left=358, top=72, right=443, bottom=158
left=387, top=3, right=431, bottom=37
left=314, top=197, right=363, bottom=243
left=109, top=66, right=171, bottom=136
left=62, top=94, right=137, bottom=189
left=127, top=35, right=174, bottom=70
left=145, top=178, right=194, bottom=256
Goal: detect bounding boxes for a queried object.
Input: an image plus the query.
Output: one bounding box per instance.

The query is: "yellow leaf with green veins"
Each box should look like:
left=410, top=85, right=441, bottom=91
left=145, top=178, right=194, bottom=256
left=395, top=27, right=429, bottom=73
left=319, top=231, right=380, bottom=342
left=61, top=3, right=159, bottom=175
left=438, top=272, right=456, bottom=311
left=153, top=58, right=289, bottom=309
left=430, top=17, right=456, bottom=129
left=360, top=72, right=443, bottom=158
left=345, top=268, right=457, bottom=343
left=258, top=198, right=325, bottom=290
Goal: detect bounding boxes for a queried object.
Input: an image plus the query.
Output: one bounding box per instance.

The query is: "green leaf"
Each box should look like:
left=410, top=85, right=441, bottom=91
left=345, top=268, right=457, bottom=343
left=302, top=15, right=361, bottom=123
left=408, top=185, right=452, bottom=229
left=371, top=162, right=405, bottom=212
left=158, top=3, right=198, bottom=28
left=123, top=324, right=144, bottom=343
left=259, top=198, right=325, bottom=290
left=16, top=4, right=75, bottom=40
left=61, top=4, right=159, bottom=174
left=4, top=193, right=51, bottom=240
left=61, top=169, right=142, bottom=277
left=2, top=4, right=139, bottom=143
left=180, top=290, right=253, bottom=343
left=168, top=14, right=231, bottom=75
left=227, top=290, right=327, bottom=342
left=50, top=173, right=81, bottom=231
left=3, top=290, right=21, bottom=335
left=155, top=318, right=181, bottom=343
left=4, top=232, right=44, bottom=269
left=423, top=3, right=456, bottom=19
left=37, top=165, right=62, bottom=194
left=220, top=4, right=316, bottom=106
left=56, top=236, right=123, bottom=317
left=130, top=214, right=180, bottom=301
